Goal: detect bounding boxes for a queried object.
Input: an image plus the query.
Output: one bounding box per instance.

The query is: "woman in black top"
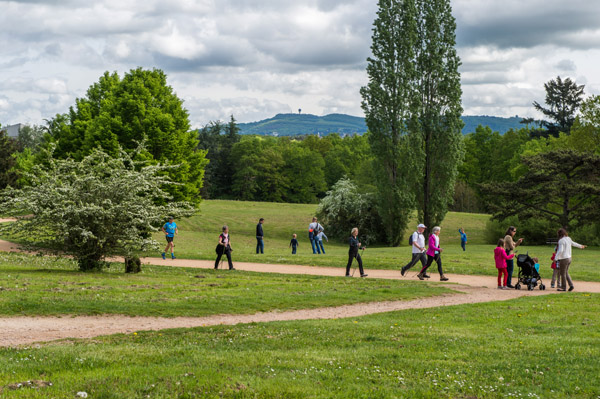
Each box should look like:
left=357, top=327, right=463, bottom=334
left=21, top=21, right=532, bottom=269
left=345, top=227, right=367, bottom=277
left=215, top=225, right=235, bottom=270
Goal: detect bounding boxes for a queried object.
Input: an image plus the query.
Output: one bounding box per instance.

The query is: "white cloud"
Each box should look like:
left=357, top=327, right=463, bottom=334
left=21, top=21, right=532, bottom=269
left=0, top=0, right=599, bottom=127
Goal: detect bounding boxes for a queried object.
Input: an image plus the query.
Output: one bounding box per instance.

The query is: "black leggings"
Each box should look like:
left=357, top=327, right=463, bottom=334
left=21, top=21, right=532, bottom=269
left=420, top=254, right=443, bottom=275
left=346, top=252, right=365, bottom=275
left=215, top=247, right=234, bottom=269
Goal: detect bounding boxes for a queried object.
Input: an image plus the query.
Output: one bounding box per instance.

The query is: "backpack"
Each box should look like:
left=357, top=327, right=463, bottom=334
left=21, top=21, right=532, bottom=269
left=408, top=232, right=417, bottom=246
left=313, top=223, right=323, bottom=236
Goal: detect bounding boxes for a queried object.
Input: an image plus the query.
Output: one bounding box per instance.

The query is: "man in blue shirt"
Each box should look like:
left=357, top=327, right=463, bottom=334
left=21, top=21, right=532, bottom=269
left=161, top=217, right=178, bottom=259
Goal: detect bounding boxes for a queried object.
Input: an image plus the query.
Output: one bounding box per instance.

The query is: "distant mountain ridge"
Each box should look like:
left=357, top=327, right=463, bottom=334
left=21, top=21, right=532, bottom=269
left=237, top=113, right=525, bottom=136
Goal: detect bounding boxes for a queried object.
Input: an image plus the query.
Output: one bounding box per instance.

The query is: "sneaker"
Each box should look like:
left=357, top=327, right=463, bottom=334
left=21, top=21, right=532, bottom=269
left=568, top=286, right=574, bottom=291
left=497, top=286, right=503, bottom=289
left=171, top=254, right=176, bottom=259
left=506, top=284, right=515, bottom=289
left=345, top=274, right=351, bottom=277
left=502, top=286, right=510, bottom=290
left=360, top=274, right=368, bottom=278
left=401, top=268, right=406, bottom=277
left=440, top=276, right=449, bottom=281
left=161, top=252, right=166, bottom=260
left=230, top=267, right=236, bottom=270
left=551, top=284, right=555, bottom=288
left=557, top=288, right=566, bottom=292
left=417, top=273, right=424, bottom=281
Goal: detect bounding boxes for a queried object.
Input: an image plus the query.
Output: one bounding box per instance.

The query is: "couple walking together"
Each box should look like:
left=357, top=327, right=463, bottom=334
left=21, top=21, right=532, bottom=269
left=400, top=224, right=448, bottom=281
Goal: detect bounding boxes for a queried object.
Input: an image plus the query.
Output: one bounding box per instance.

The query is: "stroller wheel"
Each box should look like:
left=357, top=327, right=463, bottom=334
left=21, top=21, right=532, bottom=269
left=515, top=283, right=521, bottom=290
left=540, top=284, right=546, bottom=291
left=527, top=284, right=533, bottom=291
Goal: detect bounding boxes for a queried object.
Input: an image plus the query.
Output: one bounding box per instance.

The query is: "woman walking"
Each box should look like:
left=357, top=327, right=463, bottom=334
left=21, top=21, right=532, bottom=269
left=555, top=228, right=586, bottom=291
left=504, top=226, right=523, bottom=288
left=215, top=225, right=235, bottom=270
left=418, top=226, right=448, bottom=281
left=345, top=227, right=367, bottom=278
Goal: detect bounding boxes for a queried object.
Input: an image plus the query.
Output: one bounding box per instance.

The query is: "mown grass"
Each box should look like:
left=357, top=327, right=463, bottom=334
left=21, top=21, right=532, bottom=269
left=1, top=294, right=598, bottom=398
left=154, top=200, right=600, bottom=281
left=0, top=252, right=450, bottom=317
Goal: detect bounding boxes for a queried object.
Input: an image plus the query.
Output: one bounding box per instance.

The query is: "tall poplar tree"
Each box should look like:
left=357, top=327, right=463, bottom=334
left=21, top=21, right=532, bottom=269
left=412, top=0, right=464, bottom=232
left=360, top=0, right=420, bottom=246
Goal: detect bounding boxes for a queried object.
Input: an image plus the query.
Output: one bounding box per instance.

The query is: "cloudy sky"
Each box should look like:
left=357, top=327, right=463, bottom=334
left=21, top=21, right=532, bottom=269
left=1, top=0, right=599, bottom=128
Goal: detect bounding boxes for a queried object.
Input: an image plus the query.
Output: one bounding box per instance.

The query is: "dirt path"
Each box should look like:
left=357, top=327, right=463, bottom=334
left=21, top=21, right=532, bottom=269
left=2, top=237, right=600, bottom=347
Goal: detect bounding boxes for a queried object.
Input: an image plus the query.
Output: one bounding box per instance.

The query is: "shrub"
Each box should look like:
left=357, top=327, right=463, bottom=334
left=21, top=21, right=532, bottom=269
left=316, top=178, right=385, bottom=245
left=0, top=146, right=195, bottom=271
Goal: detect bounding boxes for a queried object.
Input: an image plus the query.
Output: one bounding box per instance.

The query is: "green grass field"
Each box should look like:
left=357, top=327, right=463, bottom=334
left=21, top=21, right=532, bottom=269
left=154, top=200, right=600, bottom=282
left=1, top=294, right=598, bottom=398
left=0, top=252, right=450, bottom=317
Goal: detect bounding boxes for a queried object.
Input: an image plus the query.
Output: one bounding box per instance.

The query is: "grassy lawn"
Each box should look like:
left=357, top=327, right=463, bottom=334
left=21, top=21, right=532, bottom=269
left=1, top=293, right=598, bottom=398
left=0, top=252, right=450, bottom=317
left=154, top=200, right=600, bottom=282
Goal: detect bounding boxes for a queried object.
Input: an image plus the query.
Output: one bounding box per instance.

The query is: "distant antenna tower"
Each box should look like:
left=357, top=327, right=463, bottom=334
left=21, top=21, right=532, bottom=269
left=298, top=108, right=302, bottom=114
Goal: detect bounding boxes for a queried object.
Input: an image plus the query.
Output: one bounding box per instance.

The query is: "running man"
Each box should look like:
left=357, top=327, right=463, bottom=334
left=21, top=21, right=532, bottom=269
left=161, top=217, right=178, bottom=259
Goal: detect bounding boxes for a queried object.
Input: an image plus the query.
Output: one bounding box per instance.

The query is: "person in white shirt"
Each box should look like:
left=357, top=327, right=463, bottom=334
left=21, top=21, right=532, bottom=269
left=401, top=224, right=428, bottom=277
left=555, top=228, right=586, bottom=291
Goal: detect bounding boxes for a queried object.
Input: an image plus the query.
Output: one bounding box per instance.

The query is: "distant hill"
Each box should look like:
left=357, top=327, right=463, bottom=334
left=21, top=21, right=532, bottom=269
left=237, top=113, right=525, bottom=136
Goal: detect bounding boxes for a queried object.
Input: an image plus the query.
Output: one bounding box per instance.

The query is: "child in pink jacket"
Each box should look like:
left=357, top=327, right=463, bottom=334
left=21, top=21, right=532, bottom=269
left=494, top=238, right=514, bottom=289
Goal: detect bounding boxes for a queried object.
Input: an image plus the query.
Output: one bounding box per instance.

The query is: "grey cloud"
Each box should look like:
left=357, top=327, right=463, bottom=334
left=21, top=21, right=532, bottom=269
left=555, top=59, right=576, bottom=72
left=455, top=0, right=600, bottom=49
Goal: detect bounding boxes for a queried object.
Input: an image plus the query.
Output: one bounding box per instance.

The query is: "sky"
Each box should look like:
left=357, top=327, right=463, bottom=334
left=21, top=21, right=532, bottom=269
left=1, top=0, right=599, bottom=128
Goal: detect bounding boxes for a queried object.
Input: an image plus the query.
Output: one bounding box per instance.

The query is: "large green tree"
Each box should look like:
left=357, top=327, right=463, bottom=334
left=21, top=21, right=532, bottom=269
left=361, top=0, right=463, bottom=243
left=533, top=76, right=585, bottom=136
left=412, top=0, right=464, bottom=232
left=360, top=0, right=419, bottom=246
left=46, top=68, right=207, bottom=203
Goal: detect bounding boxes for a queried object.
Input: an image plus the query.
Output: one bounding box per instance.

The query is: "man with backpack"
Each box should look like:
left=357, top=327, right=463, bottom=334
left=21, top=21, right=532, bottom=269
left=401, top=224, right=428, bottom=277
left=308, top=217, right=323, bottom=254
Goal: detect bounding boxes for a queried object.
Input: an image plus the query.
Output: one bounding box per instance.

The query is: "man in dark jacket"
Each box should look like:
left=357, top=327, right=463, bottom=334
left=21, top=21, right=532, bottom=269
left=256, top=218, right=265, bottom=254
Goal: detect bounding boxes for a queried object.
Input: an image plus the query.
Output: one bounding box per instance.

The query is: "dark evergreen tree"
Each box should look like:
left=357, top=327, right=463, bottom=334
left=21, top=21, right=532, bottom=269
left=481, top=149, right=600, bottom=230
left=0, top=129, right=19, bottom=190
left=197, top=116, right=240, bottom=199
left=533, top=76, right=585, bottom=136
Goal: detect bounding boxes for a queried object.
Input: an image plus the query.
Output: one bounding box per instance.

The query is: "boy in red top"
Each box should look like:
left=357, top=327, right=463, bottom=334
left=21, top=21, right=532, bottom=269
left=494, top=238, right=514, bottom=289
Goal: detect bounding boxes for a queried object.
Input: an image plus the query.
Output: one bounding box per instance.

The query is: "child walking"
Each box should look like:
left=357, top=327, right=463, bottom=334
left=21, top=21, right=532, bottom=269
left=289, top=234, right=299, bottom=254
left=550, top=245, right=562, bottom=289
left=316, top=230, right=328, bottom=254
left=494, top=238, right=514, bottom=289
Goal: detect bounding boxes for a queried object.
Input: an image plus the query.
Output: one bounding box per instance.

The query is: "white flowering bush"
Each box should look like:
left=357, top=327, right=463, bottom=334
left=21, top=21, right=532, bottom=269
left=316, top=178, right=385, bottom=244
left=0, top=146, right=195, bottom=270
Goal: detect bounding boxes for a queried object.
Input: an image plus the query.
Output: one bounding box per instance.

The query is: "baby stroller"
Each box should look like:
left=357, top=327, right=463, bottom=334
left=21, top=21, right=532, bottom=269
left=515, top=253, right=546, bottom=291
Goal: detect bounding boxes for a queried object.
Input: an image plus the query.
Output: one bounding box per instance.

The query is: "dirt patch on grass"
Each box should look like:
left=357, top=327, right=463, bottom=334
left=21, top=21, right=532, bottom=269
left=0, top=284, right=556, bottom=348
